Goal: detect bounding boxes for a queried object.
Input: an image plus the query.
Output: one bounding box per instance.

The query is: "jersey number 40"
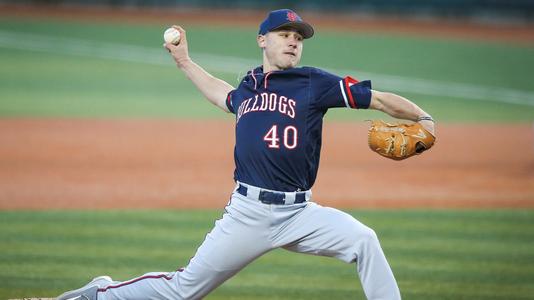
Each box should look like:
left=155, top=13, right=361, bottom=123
left=263, top=125, right=298, bottom=150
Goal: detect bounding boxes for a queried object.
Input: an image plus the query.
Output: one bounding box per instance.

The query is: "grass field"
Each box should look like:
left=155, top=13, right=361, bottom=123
left=1, top=210, right=534, bottom=299
left=1, top=18, right=534, bottom=121
left=1, top=12, right=534, bottom=300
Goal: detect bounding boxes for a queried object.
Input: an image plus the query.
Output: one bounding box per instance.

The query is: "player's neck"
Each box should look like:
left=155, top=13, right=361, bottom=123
left=262, top=61, right=278, bottom=73
left=262, top=62, right=292, bottom=73
left=262, top=56, right=291, bottom=73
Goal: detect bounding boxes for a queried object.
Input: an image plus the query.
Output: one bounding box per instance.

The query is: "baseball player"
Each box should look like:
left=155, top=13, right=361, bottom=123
left=58, top=9, right=435, bottom=300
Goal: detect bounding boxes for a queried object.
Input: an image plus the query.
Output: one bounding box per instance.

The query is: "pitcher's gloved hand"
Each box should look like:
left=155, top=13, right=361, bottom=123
left=368, top=120, right=436, bottom=160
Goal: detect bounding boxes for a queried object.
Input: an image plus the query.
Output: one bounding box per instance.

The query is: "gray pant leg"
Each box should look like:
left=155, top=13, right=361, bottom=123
left=273, top=202, right=401, bottom=300
left=98, top=195, right=272, bottom=300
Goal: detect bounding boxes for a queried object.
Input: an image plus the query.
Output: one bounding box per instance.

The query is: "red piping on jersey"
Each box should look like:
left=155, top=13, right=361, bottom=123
left=251, top=69, right=258, bottom=90
left=264, top=72, right=272, bottom=89
left=97, top=273, right=175, bottom=293
left=344, top=76, right=359, bottom=108
left=226, top=93, right=232, bottom=109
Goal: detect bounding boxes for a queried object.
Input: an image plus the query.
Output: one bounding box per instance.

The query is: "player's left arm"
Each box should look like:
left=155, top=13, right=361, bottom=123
left=369, top=90, right=435, bottom=135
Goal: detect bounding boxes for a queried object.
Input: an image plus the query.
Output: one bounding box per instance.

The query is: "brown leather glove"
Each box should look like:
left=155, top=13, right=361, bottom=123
left=368, top=120, right=436, bottom=160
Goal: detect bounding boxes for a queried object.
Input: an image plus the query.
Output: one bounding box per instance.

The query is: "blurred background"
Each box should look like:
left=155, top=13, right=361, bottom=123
left=1, top=1, right=534, bottom=299
left=1, top=0, right=534, bottom=120
left=4, top=0, right=534, bottom=24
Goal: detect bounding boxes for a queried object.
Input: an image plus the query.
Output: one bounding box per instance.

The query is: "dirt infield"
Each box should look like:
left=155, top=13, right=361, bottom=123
left=1, top=119, right=533, bottom=210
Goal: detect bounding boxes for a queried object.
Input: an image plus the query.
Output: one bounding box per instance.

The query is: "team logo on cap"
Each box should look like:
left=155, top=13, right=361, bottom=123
left=287, top=11, right=298, bottom=22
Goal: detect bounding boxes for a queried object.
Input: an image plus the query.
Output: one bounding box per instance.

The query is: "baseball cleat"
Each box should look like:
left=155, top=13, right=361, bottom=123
left=56, top=275, right=113, bottom=300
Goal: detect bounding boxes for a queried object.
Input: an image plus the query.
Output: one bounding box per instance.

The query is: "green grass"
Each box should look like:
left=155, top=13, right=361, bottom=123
left=1, top=210, right=533, bottom=299
left=1, top=18, right=534, bottom=121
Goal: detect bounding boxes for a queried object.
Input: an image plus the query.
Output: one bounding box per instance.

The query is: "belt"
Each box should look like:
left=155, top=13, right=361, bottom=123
left=236, top=182, right=311, bottom=205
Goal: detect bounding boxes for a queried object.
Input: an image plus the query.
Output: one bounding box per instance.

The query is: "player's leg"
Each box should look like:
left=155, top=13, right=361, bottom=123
left=272, top=202, right=401, bottom=300
left=93, top=193, right=272, bottom=300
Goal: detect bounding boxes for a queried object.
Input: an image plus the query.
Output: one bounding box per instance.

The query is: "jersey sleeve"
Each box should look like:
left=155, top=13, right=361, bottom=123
left=310, top=68, right=372, bottom=110
left=226, top=90, right=235, bottom=114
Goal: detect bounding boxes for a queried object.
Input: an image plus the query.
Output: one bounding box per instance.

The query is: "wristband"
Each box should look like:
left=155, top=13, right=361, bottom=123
left=417, top=116, right=434, bottom=122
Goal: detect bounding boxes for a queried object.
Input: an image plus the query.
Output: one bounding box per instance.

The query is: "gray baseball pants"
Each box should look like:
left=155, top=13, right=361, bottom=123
left=97, top=183, right=401, bottom=300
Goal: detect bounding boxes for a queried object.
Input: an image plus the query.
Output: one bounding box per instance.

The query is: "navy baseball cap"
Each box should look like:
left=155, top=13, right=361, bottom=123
left=258, top=9, right=314, bottom=39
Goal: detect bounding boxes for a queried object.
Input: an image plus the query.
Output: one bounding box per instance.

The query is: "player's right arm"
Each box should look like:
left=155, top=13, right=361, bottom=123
left=164, top=26, right=234, bottom=113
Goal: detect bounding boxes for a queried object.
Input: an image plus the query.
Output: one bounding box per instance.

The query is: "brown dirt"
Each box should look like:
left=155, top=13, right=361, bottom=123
left=1, top=4, right=534, bottom=45
left=1, top=119, right=533, bottom=210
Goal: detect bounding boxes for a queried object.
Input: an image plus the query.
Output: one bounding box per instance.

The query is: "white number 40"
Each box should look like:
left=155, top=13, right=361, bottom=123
left=263, top=125, right=298, bottom=149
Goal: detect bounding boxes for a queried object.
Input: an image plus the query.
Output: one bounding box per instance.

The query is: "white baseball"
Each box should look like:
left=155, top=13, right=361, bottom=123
left=164, top=27, right=181, bottom=45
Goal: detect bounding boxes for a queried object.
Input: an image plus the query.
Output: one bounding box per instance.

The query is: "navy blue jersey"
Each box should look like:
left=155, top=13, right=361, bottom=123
left=226, top=66, right=371, bottom=192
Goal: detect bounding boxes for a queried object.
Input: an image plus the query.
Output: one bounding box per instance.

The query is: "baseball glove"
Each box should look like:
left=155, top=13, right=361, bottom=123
left=368, top=120, right=435, bottom=160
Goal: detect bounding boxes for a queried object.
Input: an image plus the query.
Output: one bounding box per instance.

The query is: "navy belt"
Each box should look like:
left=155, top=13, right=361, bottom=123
left=236, top=183, right=308, bottom=205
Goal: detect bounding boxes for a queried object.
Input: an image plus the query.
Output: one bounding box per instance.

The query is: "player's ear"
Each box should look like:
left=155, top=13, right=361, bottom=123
left=257, top=35, right=266, bottom=49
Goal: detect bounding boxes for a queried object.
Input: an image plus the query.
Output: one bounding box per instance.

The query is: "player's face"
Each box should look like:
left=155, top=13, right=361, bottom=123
left=259, top=29, right=303, bottom=71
